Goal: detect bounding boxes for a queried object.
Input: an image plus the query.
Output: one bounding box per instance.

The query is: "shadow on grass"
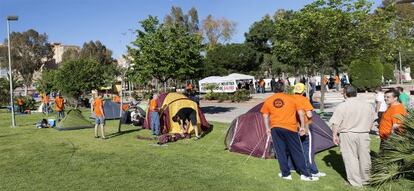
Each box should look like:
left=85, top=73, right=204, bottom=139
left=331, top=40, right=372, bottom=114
left=201, top=124, right=214, bottom=138
left=201, top=106, right=235, bottom=114
left=107, top=128, right=141, bottom=139
left=0, top=133, right=19, bottom=138
left=322, top=150, right=347, bottom=180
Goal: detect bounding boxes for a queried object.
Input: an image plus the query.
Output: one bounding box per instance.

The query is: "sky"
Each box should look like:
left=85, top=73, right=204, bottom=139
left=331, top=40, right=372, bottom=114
left=0, top=0, right=383, bottom=58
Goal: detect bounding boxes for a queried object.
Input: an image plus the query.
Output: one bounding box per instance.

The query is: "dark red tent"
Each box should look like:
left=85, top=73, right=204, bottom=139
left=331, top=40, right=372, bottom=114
left=225, top=103, right=335, bottom=159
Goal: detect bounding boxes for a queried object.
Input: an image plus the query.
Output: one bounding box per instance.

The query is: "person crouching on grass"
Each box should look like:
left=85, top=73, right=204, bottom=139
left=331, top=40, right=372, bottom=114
left=172, top=107, right=201, bottom=140
left=93, top=93, right=106, bottom=139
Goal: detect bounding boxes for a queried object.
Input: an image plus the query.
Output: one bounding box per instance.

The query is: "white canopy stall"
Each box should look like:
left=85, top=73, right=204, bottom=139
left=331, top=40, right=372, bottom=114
left=199, top=73, right=256, bottom=93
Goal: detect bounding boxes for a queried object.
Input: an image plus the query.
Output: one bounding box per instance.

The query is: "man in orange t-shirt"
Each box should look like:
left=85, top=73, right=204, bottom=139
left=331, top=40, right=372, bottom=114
left=149, top=93, right=160, bottom=136
left=55, top=93, right=65, bottom=121
left=42, top=93, right=50, bottom=115
left=260, top=81, right=317, bottom=181
left=17, top=95, right=24, bottom=113
left=379, top=89, right=407, bottom=143
left=290, top=83, right=326, bottom=178
left=93, top=93, right=106, bottom=139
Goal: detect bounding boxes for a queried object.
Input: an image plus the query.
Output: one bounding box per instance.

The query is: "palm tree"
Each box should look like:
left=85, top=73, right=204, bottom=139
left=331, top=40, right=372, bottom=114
left=370, top=110, right=414, bottom=189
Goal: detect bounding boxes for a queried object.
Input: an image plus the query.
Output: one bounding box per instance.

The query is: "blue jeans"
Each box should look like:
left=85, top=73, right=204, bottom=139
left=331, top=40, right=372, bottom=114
left=150, top=111, right=160, bottom=135
left=288, top=135, right=319, bottom=174
left=43, top=103, right=50, bottom=114
left=271, top=128, right=310, bottom=177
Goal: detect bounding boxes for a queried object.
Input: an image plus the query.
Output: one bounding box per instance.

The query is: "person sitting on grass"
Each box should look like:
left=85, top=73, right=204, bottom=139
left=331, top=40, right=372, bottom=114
left=172, top=107, right=200, bottom=139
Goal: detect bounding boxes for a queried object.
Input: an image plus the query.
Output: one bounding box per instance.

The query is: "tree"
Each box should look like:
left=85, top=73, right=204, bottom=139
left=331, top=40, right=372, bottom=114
left=383, top=63, right=394, bottom=82
left=61, top=48, right=80, bottom=63
left=201, top=15, right=237, bottom=49
left=370, top=112, right=414, bottom=189
left=245, top=14, right=275, bottom=54
left=271, top=0, right=393, bottom=111
left=164, top=6, right=199, bottom=34
left=349, top=57, right=383, bottom=91
left=35, top=69, right=58, bottom=94
left=128, top=16, right=203, bottom=91
left=79, top=41, right=115, bottom=65
left=0, top=29, right=54, bottom=95
left=54, top=59, right=113, bottom=100
left=203, top=43, right=259, bottom=77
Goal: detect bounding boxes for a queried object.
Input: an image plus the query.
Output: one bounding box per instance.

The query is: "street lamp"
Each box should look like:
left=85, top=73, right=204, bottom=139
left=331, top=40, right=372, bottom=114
left=7, top=15, right=18, bottom=127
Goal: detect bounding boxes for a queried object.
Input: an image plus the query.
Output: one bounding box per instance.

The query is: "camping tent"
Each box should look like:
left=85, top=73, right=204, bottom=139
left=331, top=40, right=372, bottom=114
left=56, top=109, right=94, bottom=131
left=144, top=92, right=210, bottom=134
left=225, top=103, right=335, bottom=159
left=91, top=100, right=121, bottom=119
left=199, top=73, right=256, bottom=93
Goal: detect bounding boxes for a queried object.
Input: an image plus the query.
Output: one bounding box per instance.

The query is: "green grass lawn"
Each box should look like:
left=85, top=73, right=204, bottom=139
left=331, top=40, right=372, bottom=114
left=0, top=109, right=412, bottom=191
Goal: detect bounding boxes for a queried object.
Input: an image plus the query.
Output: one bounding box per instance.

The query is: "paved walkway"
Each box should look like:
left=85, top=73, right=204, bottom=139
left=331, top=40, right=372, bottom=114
left=201, top=91, right=381, bottom=123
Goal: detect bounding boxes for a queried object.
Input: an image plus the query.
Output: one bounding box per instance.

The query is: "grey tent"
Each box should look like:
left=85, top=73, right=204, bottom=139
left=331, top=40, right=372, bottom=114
left=225, top=103, right=335, bottom=159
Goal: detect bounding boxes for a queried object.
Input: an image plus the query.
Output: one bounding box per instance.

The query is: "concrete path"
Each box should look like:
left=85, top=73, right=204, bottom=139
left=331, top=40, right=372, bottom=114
left=200, top=91, right=380, bottom=123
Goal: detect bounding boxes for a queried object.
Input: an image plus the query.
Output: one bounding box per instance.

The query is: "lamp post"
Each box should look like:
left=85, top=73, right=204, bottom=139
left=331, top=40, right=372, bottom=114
left=7, top=15, right=18, bottom=127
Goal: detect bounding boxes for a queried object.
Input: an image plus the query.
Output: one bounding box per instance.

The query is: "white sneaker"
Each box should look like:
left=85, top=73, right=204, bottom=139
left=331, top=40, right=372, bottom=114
left=312, top=172, right=326, bottom=177
left=300, top=175, right=319, bottom=181
left=278, top=173, right=292, bottom=180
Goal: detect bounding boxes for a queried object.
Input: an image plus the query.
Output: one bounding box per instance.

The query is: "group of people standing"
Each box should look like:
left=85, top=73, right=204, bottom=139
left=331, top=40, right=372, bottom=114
left=329, top=86, right=408, bottom=187
left=261, top=80, right=410, bottom=186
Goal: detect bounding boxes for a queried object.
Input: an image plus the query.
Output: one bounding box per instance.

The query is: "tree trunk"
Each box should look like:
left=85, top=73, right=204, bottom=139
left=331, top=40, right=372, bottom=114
left=24, top=84, right=28, bottom=96
left=320, top=72, right=325, bottom=113
left=163, top=81, right=167, bottom=92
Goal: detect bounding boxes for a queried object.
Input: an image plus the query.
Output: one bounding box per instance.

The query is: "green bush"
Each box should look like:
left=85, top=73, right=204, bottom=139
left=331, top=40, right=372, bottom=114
left=411, top=62, right=414, bottom=79
left=383, top=63, right=394, bottom=82
left=231, top=89, right=251, bottom=102
left=0, top=78, right=9, bottom=106
left=349, top=57, right=383, bottom=91
left=204, top=90, right=251, bottom=103
left=217, top=93, right=229, bottom=102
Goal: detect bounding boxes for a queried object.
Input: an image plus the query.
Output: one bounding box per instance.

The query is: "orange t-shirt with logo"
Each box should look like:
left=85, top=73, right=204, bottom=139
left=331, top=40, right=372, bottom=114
left=93, top=98, right=104, bottom=117
left=260, top=93, right=301, bottom=132
left=292, top=94, right=314, bottom=125
left=379, top=103, right=407, bottom=140
left=149, top=98, right=158, bottom=112
left=55, top=97, right=64, bottom=111
left=43, top=95, right=50, bottom=104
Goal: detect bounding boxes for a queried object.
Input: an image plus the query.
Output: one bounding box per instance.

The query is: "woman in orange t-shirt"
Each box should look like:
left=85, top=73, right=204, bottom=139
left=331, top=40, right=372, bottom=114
left=93, top=94, right=106, bottom=139
left=379, top=89, right=407, bottom=142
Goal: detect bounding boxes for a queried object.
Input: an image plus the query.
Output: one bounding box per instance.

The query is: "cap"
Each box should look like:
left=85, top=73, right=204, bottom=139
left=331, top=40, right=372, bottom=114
left=294, top=83, right=305, bottom=94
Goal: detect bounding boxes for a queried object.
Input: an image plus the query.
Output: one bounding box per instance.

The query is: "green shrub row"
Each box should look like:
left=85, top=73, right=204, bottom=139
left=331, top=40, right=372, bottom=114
left=204, top=89, right=251, bottom=102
